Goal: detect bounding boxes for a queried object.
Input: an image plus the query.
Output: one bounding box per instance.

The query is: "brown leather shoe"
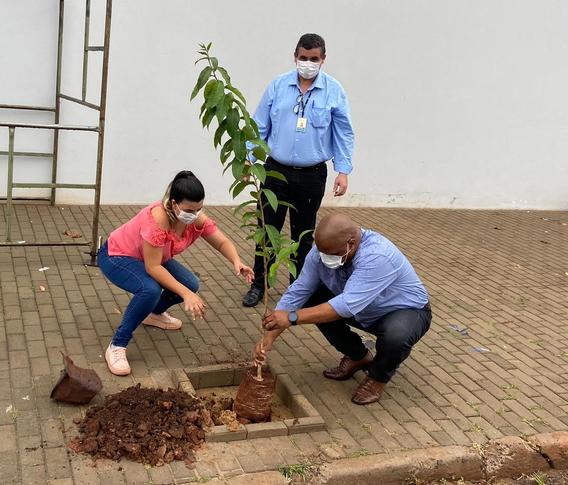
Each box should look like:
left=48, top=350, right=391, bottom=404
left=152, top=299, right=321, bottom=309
left=351, top=376, right=386, bottom=405
left=323, top=351, right=373, bottom=381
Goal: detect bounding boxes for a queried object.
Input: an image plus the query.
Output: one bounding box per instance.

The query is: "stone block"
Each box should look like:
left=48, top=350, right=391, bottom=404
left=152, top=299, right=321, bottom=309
left=284, top=416, right=326, bottom=435
left=206, top=424, right=247, bottom=442
left=245, top=421, right=288, bottom=439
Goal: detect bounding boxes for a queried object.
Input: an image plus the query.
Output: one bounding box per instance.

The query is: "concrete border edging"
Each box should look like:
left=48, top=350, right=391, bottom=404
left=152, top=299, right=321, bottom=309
left=316, top=432, right=568, bottom=484
left=182, top=363, right=327, bottom=442
left=318, top=445, right=482, bottom=485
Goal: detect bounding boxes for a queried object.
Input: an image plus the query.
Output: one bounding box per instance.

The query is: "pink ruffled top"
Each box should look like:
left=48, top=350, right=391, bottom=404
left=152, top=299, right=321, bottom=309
left=107, top=201, right=217, bottom=263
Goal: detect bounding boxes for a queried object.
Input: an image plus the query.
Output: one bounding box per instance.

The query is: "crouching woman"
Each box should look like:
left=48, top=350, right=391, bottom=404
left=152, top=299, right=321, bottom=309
left=97, top=170, right=253, bottom=375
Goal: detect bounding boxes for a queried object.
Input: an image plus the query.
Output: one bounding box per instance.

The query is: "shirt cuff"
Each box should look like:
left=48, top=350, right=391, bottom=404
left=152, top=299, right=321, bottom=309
left=275, top=301, right=293, bottom=312
left=328, top=295, right=353, bottom=318
left=332, top=160, right=352, bottom=174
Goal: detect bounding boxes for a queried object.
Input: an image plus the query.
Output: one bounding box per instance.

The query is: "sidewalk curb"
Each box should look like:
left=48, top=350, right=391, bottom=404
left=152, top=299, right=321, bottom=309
left=315, top=432, right=568, bottom=484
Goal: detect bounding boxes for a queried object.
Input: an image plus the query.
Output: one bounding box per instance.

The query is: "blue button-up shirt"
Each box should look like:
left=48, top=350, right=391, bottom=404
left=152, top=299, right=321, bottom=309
left=249, top=69, right=354, bottom=174
left=276, top=229, right=429, bottom=327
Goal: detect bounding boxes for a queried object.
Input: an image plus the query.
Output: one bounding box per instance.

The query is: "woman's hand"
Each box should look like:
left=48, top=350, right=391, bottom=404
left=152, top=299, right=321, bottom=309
left=183, top=291, right=206, bottom=320
left=234, top=261, right=254, bottom=284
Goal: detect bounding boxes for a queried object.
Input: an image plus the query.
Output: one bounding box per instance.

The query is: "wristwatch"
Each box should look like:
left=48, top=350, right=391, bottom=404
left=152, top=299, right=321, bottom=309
left=288, top=310, right=298, bottom=326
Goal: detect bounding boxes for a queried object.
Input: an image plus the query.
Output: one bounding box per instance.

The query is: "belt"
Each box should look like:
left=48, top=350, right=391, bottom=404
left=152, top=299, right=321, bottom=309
left=267, top=156, right=326, bottom=171
left=422, top=302, right=431, bottom=312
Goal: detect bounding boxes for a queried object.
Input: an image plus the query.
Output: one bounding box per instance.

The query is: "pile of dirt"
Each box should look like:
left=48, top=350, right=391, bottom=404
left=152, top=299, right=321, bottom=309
left=68, top=384, right=233, bottom=466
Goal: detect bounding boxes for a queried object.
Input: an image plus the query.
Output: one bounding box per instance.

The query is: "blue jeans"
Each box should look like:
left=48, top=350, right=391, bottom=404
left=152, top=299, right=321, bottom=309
left=97, top=241, right=199, bottom=347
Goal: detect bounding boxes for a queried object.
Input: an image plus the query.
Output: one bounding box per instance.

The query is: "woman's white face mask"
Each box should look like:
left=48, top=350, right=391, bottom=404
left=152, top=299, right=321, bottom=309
left=174, top=202, right=201, bottom=225
left=319, top=244, right=351, bottom=269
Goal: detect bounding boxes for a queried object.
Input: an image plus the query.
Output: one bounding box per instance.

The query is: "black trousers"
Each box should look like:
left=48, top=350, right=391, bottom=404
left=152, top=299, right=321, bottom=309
left=252, top=157, right=327, bottom=289
left=306, top=287, right=432, bottom=383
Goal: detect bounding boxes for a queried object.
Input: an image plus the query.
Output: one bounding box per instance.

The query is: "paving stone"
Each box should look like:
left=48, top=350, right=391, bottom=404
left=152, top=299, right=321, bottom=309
left=2, top=205, right=568, bottom=482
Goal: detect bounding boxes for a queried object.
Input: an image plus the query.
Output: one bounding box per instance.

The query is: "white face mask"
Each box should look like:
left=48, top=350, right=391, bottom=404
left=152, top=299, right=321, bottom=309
left=175, top=203, right=201, bottom=225
left=296, top=60, right=321, bottom=80
left=319, top=244, right=351, bottom=269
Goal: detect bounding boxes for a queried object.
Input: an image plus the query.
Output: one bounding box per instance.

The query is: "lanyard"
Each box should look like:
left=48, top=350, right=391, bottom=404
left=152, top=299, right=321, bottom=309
left=298, top=90, right=313, bottom=118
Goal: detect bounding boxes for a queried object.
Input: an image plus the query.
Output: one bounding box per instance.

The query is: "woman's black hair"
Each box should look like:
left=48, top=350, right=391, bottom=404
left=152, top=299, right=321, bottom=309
left=169, top=170, right=205, bottom=203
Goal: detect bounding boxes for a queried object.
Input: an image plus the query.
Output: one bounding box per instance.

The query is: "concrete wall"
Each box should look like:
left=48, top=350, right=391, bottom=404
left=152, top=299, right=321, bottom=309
left=1, top=0, right=567, bottom=209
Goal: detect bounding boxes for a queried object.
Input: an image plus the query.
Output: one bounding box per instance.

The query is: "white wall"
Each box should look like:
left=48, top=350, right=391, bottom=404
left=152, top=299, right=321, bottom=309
left=1, top=0, right=567, bottom=209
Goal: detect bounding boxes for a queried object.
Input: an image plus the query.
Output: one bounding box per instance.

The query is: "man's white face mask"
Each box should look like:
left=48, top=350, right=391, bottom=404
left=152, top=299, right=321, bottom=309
left=296, top=60, right=321, bottom=80
left=319, top=244, right=351, bottom=269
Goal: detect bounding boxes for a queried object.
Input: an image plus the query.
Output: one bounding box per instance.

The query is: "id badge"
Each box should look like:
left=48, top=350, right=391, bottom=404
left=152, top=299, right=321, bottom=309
left=296, top=117, right=307, bottom=132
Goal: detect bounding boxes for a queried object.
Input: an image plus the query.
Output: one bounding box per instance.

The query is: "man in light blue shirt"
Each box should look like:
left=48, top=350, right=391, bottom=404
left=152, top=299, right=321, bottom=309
left=242, top=33, right=355, bottom=308
left=256, top=214, right=432, bottom=405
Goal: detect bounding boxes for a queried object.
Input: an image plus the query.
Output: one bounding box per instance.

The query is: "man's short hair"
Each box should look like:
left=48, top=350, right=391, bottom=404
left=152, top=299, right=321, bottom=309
left=294, top=33, right=326, bottom=57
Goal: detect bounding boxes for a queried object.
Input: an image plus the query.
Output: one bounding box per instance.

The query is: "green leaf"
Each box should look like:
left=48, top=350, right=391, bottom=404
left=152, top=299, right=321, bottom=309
left=210, top=57, right=218, bottom=70
left=267, top=263, right=280, bottom=288
left=220, top=139, right=232, bottom=164
left=242, top=124, right=256, bottom=141
left=252, top=147, right=267, bottom=162
left=242, top=209, right=260, bottom=224
left=251, top=138, right=270, bottom=153
left=216, top=94, right=230, bottom=121
left=297, top=229, right=313, bottom=242
left=233, top=199, right=257, bottom=214
left=226, top=108, right=240, bottom=137
left=191, top=66, right=213, bottom=100
left=232, top=159, right=245, bottom=179
left=253, top=228, right=265, bottom=244
left=205, top=80, right=225, bottom=108
left=250, top=163, right=266, bottom=183
left=202, top=108, right=216, bottom=128
left=278, top=200, right=295, bottom=210
left=217, top=67, right=231, bottom=84
left=265, top=224, right=281, bottom=249
left=266, top=170, right=287, bottom=182
left=226, top=85, right=246, bottom=103
left=287, top=261, right=297, bottom=278
left=231, top=179, right=251, bottom=198
left=249, top=118, right=260, bottom=137
left=213, top=119, right=226, bottom=148
left=233, top=137, right=246, bottom=161
left=262, top=189, right=278, bottom=212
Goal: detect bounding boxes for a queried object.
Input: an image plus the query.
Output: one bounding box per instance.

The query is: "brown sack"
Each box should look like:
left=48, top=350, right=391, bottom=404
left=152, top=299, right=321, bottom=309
left=50, top=353, right=102, bottom=404
left=234, top=367, right=275, bottom=423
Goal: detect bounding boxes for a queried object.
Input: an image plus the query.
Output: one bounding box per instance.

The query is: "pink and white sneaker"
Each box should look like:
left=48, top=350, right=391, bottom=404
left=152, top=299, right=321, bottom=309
left=142, top=311, right=182, bottom=330
left=105, top=343, right=131, bottom=376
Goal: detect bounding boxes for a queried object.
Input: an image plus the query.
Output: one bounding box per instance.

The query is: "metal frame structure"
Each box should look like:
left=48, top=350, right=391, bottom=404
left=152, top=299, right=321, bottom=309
left=0, top=0, right=112, bottom=265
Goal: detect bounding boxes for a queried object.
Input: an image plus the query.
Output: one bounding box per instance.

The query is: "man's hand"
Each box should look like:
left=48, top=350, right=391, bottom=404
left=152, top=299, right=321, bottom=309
left=262, top=310, right=291, bottom=331
left=333, top=173, right=348, bottom=197
left=253, top=331, right=278, bottom=365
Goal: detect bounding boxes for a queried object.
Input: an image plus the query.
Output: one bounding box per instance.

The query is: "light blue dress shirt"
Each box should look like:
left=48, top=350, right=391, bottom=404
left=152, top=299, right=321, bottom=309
left=249, top=69, right=354, bottom=174
left=275, top=229, right=429, bottom=327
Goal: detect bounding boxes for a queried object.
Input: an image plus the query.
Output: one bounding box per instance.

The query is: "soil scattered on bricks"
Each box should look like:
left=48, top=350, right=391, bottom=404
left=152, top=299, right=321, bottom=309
left=68, top=384, right=234, bottom=466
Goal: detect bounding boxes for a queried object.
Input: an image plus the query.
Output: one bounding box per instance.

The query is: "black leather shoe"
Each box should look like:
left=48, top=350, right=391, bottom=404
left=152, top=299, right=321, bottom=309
left=242, top=286, right=264, bottom=307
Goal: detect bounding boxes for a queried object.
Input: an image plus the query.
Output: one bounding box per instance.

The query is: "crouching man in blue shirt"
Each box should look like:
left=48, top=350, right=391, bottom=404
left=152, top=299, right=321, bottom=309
left=255, top=213, right=432, bottom=405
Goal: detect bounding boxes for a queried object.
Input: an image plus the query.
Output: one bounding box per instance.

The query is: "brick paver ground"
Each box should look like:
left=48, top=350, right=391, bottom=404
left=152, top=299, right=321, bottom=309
left=0, top=203, right=567, bottom=484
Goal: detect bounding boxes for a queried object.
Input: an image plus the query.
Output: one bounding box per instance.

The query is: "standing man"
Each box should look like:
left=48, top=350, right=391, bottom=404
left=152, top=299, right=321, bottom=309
left=255, top=214, right=432, bottom=405
left=242, top=33, right=355, bottom=307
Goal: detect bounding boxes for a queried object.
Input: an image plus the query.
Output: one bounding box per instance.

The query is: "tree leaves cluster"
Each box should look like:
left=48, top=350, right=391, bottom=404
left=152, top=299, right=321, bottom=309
left=191, top=43, right=306, bottom=290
